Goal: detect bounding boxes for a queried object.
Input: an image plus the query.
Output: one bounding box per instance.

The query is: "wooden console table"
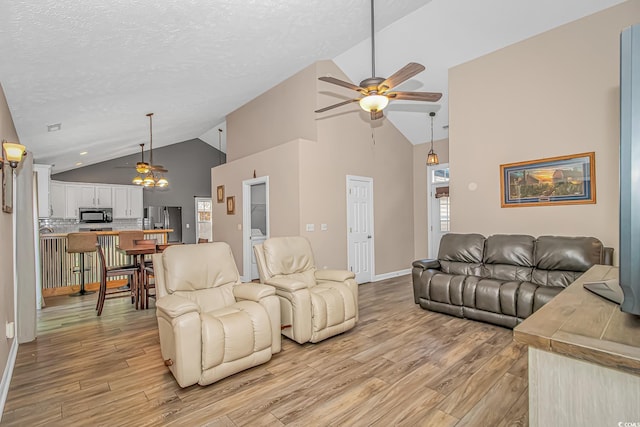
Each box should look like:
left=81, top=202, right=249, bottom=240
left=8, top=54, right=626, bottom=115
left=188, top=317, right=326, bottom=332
left=514, top=265, right=640, bottom=426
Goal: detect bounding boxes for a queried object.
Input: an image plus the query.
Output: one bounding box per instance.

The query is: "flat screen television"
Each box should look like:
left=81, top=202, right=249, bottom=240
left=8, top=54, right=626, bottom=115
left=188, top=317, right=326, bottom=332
left=584, top=23, right=640, bottom=316
left=618, top=23, right=640, bottom=316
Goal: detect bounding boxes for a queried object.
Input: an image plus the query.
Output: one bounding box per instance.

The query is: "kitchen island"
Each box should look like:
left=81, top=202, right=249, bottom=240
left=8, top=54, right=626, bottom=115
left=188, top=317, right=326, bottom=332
left=39, top=229, right=173, bottom=296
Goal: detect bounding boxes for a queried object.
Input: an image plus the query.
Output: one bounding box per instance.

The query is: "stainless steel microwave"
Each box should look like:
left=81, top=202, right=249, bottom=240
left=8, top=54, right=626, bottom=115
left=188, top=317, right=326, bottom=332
left=78, top=208, right=113, bottom=223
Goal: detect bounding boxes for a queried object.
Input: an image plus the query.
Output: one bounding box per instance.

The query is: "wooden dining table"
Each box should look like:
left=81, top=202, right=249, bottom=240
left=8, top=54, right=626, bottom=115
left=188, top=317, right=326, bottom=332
left=116, top=242, right=182, bottom=309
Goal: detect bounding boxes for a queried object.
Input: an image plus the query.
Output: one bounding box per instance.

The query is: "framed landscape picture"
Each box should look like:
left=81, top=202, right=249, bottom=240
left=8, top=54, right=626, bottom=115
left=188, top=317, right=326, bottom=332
left=500, top=152, right=596, bottom=208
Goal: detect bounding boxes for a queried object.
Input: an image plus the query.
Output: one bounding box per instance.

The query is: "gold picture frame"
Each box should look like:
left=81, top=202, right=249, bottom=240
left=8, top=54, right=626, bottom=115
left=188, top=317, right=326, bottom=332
left=2, top=162, right=12, bottom=213
left=216, top=185, right=225, bottom=203
left=226, top=196, right=235, bottom=215
left=500, top=152, right=596, bottom=208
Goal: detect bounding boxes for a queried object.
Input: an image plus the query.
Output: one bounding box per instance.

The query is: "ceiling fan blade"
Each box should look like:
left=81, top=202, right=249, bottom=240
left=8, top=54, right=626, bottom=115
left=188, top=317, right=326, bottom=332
left=315, top=98, right=360, bottom=113
left=150, top=165, right=168, bottom=173
left=318, top=76, right=366, bottom=94
left=378, top=62, right=426, bottom=92
left=387, top=91, right=443, bottom=102
left=370, top=110, right=384, bottom=120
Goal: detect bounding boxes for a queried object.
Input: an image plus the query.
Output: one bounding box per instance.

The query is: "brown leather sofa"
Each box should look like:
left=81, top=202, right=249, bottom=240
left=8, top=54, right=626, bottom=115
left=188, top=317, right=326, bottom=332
left=412, top=234, right=613, bottom=328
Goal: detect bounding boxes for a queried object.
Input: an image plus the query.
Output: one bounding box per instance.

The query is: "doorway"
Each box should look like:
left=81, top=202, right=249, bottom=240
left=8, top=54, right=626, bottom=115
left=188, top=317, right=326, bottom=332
left=194, top=197, right=212, bottom=243
left=427, top=164, right=450, bottom=258
left=346, top=175, right=374, bottom=284
left=242, top=176, right=269, bottom=281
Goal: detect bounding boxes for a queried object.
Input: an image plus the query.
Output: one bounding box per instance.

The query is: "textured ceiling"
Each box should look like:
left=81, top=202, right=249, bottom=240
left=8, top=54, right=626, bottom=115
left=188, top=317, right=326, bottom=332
left=0, top=0, right=627, bottom=173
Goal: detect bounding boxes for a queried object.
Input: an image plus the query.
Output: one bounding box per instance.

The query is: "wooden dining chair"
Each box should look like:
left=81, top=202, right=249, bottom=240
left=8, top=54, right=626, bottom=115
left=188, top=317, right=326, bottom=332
left=96, top=243, right=139, bottom=316
left=135, top=239, right=157, bottom=309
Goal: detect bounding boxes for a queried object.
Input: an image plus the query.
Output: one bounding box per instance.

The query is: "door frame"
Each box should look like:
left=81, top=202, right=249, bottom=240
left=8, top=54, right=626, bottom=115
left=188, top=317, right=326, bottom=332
left=242, top=176, right=269, bottom=281
left=194, top=196, right=212, bottom=243
left=346, top=175, right=374, bottom=283
left=427, top=163, right=449, bottom=258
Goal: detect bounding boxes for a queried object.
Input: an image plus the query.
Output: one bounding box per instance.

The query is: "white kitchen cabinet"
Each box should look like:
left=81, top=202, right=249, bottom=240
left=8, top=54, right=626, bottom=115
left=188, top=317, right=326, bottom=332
left=113, top=186, right=143, bottom=219
left=77, top=184, right=112, bottom=208
left=50, top=182, right=66, bottom=218
left=95, top=185, right=112, bottom=207
left=64, top=184, right=83, bottom=219
left=33, top=164, right=52, bottom=218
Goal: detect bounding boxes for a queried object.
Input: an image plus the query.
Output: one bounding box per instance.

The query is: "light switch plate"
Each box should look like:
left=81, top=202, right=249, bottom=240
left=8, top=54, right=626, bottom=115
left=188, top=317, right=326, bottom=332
left=321, top=223, right=328, bottom=231
left=306, top=224, right=315, bottom=232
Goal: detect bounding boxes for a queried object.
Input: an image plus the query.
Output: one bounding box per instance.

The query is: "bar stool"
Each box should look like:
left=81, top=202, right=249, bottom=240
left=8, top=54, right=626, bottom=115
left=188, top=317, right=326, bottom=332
left=67, top=232, right=98, bottom=296
left=134, top=239, right=157, bottom=309
left=117, top=230, right=144, bottom=292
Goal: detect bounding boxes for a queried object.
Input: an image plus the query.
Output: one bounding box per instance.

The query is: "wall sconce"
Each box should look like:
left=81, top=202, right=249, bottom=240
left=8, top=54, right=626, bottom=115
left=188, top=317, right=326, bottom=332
left=2, top=140, right=26, bottom=169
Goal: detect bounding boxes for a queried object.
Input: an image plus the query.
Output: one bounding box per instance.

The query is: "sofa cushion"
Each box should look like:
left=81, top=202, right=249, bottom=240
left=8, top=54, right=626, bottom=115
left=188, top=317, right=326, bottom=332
left=472, top=279, right=518, bottom=316
left=438, top=233, right=485, bottom=263
left=484, top=234, right=535, bottom=267
left=535, top=236, right=603, bottom=271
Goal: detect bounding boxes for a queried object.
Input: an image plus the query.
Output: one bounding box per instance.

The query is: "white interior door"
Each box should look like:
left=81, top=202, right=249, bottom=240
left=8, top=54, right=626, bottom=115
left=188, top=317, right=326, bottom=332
left=242, top=176, right=269, bottom=281
left=347, top=175, right=374, bottom=284
left=194, top=197, right=212, bottom=243
left=427, top=164, right=450, bottom=258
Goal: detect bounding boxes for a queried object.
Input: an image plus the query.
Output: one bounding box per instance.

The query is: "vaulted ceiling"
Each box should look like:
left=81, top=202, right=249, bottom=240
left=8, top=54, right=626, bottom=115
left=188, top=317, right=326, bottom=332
left=0, top=0, right=626, bottom=172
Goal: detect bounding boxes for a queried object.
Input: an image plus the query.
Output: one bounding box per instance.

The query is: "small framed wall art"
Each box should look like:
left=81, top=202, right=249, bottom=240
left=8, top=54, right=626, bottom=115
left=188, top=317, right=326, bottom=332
left=216, top=185, right=225, bottom=203
left=226, top=196, right=235, bottom=215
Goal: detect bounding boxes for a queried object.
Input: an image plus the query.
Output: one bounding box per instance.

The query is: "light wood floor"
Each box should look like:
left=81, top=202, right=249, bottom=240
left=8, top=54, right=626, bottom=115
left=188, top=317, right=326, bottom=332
left=1, top=275, right=528, bottom=426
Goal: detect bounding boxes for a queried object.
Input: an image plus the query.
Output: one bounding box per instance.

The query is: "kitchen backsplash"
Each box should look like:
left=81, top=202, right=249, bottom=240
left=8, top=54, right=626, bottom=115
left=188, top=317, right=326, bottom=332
left=39, top=218, right=142, bottom=234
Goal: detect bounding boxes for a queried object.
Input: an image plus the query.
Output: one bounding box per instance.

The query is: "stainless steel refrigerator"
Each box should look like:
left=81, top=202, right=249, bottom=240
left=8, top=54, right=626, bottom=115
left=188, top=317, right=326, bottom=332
left=145, top=206, right=182, bottom=242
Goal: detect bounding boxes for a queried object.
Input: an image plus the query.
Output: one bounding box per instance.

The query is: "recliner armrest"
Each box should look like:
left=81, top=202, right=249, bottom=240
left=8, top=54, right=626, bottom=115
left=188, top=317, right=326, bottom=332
left=156, top=294, right=200, bottom=318
left=265, top=277, right=309, bottom=291
left=412, top=259, right=440, bottom=270
left=233, top=283, right=276, bottom=302
left=315, top=269, right=355, bottom=282
left=603, top=247, right=614, bottom=266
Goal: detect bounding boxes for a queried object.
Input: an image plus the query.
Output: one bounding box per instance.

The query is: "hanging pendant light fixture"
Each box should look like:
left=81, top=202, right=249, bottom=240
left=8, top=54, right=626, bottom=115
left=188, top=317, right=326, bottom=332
left=426, top=112, right=439, bottom=166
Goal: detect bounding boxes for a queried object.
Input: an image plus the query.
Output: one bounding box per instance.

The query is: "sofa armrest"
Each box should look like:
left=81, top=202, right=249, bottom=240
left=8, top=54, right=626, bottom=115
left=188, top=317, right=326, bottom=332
left=315, top=269, right=355, bottom=282
left=233, top=283, right=276, bottom=302
left=265, top=277, right=309, bottom=292
left=412, top=259, right=441, bottom=270
left=156, top=294, right=200, bottom=318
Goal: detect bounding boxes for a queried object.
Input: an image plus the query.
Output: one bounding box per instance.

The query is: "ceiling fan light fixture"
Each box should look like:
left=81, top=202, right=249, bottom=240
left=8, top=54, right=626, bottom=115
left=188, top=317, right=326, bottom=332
left=359, top=94, right=389, bottom=112
left=156, top=177, right=168, bottom=187
left=132, top=175, right=143, bottom=185
left=143, top=175, right=155, bottom=187
left=136, top=162, right=150, bottom=174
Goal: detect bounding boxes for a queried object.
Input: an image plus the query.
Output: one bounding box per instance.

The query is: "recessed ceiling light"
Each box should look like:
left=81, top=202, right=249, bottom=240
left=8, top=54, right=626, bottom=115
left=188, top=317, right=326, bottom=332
left=75, top=162, right=83, bottom=166
left=79, top=151, right=88, bottom=156
left=47, top=123, right=62, bottom=132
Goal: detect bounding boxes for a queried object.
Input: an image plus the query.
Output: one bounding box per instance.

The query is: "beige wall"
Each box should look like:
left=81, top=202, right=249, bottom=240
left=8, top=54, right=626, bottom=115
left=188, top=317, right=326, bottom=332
left=448, top=1, right=640, bottom=251
left=212, top=140, right=301, bottom=269
left=216, top=60, right=416, bottom=276
left=226, top=64, right=317, bottom=161
left=413, top=138, right=449, bottom=260
left=0, top=83, right=19, bottom=390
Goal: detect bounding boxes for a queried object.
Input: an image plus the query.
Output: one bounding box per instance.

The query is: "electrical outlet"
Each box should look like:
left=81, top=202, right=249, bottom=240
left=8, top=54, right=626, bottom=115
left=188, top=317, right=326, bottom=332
left=6, top=321, right=14, bottom=339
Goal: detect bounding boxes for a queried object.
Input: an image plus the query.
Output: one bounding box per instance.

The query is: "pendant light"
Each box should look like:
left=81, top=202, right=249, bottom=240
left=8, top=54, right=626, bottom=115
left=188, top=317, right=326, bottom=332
left=426, top=112, right=439, bottom=166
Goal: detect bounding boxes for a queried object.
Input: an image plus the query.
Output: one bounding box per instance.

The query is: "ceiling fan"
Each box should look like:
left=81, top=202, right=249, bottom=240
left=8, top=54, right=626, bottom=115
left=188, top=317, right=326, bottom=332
left=131, top=113, right=169, bottom=187
left=315, top=0, right=442, bottom=120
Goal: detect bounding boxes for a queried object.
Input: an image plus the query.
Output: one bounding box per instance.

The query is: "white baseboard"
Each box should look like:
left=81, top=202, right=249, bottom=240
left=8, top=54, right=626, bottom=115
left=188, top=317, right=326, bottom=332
left=0, top=338, right=18, bottom=422
left=373, top=268, right=411, bottom=282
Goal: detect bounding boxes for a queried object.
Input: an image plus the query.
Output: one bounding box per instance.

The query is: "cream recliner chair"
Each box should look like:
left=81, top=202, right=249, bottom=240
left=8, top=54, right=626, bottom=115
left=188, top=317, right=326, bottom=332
left=253, top=236, right=358, bottom=344
left=152, top=242, right=281, bottom=388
